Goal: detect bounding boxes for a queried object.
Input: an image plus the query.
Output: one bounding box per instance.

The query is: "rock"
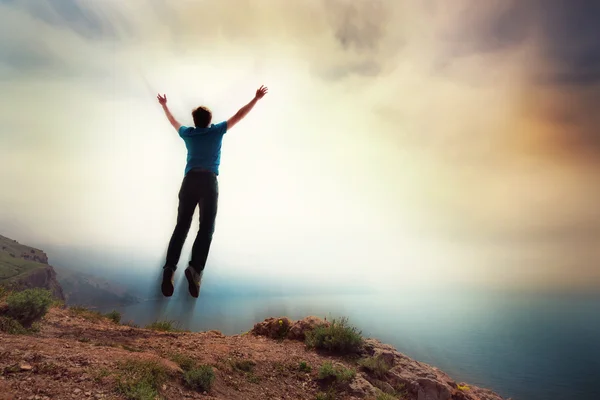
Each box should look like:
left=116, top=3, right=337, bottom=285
left=348, top=375, right=378, bottom=398
left=73, top=388, right=82, bottom=394
left=19, top=363, right=33, bottom=371
left=287, top=316, right=330, bottom=341
left=251, top=317, right=293, bottom=340
left=415, top=377, right=452, bottom=400
left=375, top=350, right=396, bottom=367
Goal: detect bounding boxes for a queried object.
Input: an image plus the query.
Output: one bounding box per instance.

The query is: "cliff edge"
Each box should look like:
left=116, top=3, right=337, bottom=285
left=0, top=307, right=506, bottom=400
left=0, top=235, right=65, bottom=301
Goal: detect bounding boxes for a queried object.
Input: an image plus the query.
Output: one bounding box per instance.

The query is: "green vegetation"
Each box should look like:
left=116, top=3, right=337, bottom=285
left=375, top=393, right=398, bottom=400
left=0, top=316, right=27, bottom=334
left=246, top=372, right=261, bottom=384
left=0, top=251, right=46, bottom=283
left=105, top=309, right=122, bottom=324
left=232, top=359, right=256, bottom=372
left=122, top=345, right=142, bottom=353
left=299, top=360, right=312, bottom=372
left=358, top=355, right=392, bottom=378
left=145, top=320, right=182, bottom=332
left=115, top=359, right=169, bottom=400
left=318, top=361, right=356, bottom=384
left=5, top=288, right=53, bottom=327
left=183, top=365, right=215, bottom=392
left=169, top=353, right=196, bottom=371
left=316, top=389, right=337, bottom=400
left=305, top=317, right=364, bottom=355
left=93, top=367, right=111, bottom=382
left=69, top=305, right=104, bottom=321
left=274, top=318, right=291, bottom=340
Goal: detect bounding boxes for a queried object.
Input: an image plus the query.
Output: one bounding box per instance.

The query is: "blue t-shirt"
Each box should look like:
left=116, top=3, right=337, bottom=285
left=178, top=121, right=228, bottom=176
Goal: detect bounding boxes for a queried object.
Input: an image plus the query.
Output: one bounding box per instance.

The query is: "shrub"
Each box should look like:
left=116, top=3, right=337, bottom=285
left=183, top=365, right=215, bottom=392
left=105, top=310, right=122, bottom=324
left=145, top=320, right=181, bottom=332
left=5, top=288, right=53, bottom=327
left=318, top=361, right=356, bottom=384
left=299, top=361, right=312, bottom=372
left=170, top=353, right=196, bottom=371
left=0, top=316, right=27, bottom=334
left=305, top=317, right=363, bottom=354
left=115, top=359, right=168, bottom=400
left=359, top=356, right=392, bottom=378
left=0, top=285, right=7, bottom=300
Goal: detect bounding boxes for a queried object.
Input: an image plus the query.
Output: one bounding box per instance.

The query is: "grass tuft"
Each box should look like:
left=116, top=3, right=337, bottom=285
left=305, top=317, right=363, bottom=355
left=145, top=320, right=182, bottom=332
left=358, top=355, right=392, bottom=378
left=299, top=360, right=312, bottom=372
left=316, top=388, right=337, bottom=400
left=169, top=353, right=196, bottom=371
left=183, top=365, right=215, bottom=392
left=115, top=359, right=169, bottom=400
left=318, top=361, right=356, bottom=384
left=69, top=305, right=104, bottom=322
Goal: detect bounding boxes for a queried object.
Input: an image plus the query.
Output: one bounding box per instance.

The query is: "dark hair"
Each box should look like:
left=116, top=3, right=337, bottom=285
left=192, top=106, right=212, bottom=128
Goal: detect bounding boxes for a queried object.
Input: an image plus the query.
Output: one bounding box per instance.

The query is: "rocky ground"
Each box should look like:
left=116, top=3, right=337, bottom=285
left=0, top=307, right=506, bottom=400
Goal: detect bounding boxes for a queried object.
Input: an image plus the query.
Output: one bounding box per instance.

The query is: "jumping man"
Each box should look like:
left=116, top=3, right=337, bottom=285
left=158, top=85, right=269, bottom=298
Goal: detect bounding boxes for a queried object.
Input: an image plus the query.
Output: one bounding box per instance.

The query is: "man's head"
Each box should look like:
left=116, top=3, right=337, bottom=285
left=192, top=106, right=212, bottom=128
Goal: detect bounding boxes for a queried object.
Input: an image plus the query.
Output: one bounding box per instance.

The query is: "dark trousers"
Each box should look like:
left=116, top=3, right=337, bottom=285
left=164, top=169, right=218, bottom=273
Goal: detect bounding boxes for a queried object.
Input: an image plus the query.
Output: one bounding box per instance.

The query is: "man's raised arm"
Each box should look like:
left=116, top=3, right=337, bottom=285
left=157, top=93, right=182, bottom=132
left=227, top=85, right=268, bottom=130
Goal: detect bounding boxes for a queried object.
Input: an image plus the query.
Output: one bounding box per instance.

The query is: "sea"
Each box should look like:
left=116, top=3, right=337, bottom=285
left=99, top=287, right=600, bottom=400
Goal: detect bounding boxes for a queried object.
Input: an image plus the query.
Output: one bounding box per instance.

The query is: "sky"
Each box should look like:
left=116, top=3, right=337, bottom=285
left=1, top=0, right=599, bottom=292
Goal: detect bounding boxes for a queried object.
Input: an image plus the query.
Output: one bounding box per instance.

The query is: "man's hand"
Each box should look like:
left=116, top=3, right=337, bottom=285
left=157, top=93, right=181, bottom=132
left=255, top=85, right=268, bottom=100
left=157, top=93, right=168, bottom=106
left=227, top=85, right=269, bottom=130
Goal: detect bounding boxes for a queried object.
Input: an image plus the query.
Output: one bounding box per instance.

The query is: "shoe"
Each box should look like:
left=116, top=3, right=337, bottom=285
left=184, top=266, right=202, bottom=298
left=161, top=268, right=175, bottom=297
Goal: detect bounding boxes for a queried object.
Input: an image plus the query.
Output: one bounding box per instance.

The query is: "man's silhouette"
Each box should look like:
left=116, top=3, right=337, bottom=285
left=157, top=85, right=269, bottom=298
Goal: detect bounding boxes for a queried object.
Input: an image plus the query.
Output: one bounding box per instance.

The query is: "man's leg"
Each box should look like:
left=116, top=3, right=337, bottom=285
left=162, top=175, right=198, bottom=296
left=185, top=173, right=218, bottom=297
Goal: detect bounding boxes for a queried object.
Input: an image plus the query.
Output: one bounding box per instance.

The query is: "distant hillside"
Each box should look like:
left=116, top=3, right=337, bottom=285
left=54, top=265, right=140, bottom=308
left=0, top=235, right=64, bottom=300
left=0, top=234, right=139, bottom=308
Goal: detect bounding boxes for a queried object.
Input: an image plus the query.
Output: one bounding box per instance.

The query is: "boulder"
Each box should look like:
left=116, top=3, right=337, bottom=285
left=348, top=374, right=378, bottom=398
left=251, top=317, right=292, bottom=340
left=287, top=316, right=330, bottom=341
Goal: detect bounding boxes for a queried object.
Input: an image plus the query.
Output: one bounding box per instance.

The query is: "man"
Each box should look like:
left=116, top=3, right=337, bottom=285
left=157, top=85, right=269, bottom=298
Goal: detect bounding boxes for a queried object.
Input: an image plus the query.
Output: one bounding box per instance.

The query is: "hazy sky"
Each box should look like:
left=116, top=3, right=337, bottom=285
left=1, top=0, right=599, bottom=291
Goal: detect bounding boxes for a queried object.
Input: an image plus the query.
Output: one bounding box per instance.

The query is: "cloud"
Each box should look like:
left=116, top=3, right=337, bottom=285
left=1, top=0, right=599, bottom=290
